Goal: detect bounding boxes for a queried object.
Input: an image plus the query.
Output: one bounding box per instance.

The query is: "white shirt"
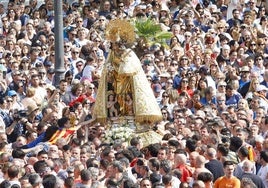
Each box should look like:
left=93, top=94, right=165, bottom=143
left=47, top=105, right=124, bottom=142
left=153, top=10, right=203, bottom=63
left=257, top=165, right=268, bottom=187
left=82, top=65, right=95, bottom=81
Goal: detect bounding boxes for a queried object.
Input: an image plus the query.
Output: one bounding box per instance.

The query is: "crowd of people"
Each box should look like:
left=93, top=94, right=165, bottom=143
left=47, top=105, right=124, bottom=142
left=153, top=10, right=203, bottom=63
left=0, top=0, right=268, bottom=187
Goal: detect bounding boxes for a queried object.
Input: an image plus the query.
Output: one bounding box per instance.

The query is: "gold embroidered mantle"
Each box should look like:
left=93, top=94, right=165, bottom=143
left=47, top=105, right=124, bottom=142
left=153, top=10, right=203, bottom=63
left=93, top=49, right=162, bottom=123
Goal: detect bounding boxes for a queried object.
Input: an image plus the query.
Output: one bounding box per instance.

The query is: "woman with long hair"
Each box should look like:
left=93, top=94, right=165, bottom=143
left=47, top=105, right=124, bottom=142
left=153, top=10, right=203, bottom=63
left=166, top=88, right=179, bottom=106
left=169, top=35, right=180, bottom=49
left=159, top=91, right=173, bottom=113
left=7, top=9, right=18, bottom=23
left=197, top=78, right=208, bottom=98
left=156, top=107, right=172, bottom=135
left=245, top=78, right=259, bottom=101
left=237, top=99, right=253, bottom=121
left=209, top=61, right=220, bottom=81
left=178, top=77, right=194, bottom=98
left=188, top=75, right=198, bottom=91
left=245, top=40, right=258, bottom=57
left=20, top=43, right=31, bottom=58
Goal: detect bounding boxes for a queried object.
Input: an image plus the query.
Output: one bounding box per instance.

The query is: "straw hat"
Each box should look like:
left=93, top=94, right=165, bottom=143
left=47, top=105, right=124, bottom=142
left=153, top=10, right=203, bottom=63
left=27, top=103, right=39, bottom=115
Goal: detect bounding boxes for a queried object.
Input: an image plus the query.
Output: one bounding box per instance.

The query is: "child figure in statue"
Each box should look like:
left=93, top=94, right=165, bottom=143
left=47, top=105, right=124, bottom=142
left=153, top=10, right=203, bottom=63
left=125, top=93, right=133, bottom=116
left=107, top=93, right=119, bottom=117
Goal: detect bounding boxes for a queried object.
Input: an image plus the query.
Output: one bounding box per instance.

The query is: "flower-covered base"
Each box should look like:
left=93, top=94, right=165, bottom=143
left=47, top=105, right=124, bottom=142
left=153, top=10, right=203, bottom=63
left=102, top=116, right=162, bottom=146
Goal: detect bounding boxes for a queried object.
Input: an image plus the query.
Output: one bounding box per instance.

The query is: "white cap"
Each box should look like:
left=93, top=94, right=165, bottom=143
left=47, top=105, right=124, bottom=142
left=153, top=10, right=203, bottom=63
left=222, top=44, right=230, bottom=50
left=256, top=85, right=268, bottom=92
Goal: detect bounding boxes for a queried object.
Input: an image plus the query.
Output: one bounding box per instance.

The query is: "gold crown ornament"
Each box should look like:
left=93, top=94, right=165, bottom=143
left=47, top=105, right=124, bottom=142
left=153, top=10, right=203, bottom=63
left=105, top=19, right=136, bottom=45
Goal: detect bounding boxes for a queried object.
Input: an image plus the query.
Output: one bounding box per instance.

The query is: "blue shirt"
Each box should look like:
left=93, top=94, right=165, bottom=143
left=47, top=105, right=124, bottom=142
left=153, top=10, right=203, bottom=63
left=226, top=93, right=242, bottom=108
left=200, top=97, right=217, bottom=106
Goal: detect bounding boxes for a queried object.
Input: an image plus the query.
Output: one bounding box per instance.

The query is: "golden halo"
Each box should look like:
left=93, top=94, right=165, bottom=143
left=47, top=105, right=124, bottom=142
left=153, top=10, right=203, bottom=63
left=105, top=19, right=136, bottom=45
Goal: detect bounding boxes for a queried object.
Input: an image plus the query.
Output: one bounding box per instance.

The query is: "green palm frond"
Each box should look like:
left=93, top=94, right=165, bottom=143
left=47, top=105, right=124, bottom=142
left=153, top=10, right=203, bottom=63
left=154, top=32, right=173, bottom=40
left=135, top=18, right=162, bottom=38
left=134, top=18, right=172, bottom=48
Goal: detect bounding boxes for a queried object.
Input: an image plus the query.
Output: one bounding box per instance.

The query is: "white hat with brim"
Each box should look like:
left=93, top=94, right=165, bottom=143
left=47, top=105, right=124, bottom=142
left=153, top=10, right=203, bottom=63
left=257, top=85, right=268, bottom=92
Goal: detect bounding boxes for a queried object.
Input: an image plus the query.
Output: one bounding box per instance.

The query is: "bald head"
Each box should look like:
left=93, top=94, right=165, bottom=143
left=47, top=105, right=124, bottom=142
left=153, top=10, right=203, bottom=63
left=242, top=160, right=254, bottom=173
left=175, top=154, right=187, bottom=165
left=196, top=155, right=206, bottom=168
left=193, top=180, right=205, bottom=188
left=206, top=148, right=217, bottom=159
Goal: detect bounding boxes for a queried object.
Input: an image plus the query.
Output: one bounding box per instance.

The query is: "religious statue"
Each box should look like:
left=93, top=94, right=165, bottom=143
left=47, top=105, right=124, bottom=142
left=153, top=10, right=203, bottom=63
left=93, top=19, right=162, bottom=123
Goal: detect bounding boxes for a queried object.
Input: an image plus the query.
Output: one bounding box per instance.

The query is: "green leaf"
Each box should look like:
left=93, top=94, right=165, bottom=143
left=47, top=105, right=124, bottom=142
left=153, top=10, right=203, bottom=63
left=134, top=18, right=172, bottom=49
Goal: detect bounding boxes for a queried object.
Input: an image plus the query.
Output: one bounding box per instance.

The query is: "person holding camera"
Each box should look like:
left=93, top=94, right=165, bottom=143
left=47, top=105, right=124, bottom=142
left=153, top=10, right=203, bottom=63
left=6, top=102, right=39, bottom=144
left=5, top=109, right=31, bottom=143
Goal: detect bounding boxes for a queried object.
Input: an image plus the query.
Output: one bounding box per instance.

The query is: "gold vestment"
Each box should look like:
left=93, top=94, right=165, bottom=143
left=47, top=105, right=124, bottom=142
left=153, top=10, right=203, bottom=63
left=93, top=49, right=162, bottom=123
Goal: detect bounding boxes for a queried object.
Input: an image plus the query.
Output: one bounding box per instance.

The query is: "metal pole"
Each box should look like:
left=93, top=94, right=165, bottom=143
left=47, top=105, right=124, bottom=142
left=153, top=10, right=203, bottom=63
left=53, top=0, right=65, bottom=87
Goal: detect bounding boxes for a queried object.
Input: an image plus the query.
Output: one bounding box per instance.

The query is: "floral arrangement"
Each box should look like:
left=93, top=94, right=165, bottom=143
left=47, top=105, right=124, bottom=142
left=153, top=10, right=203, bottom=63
left=102, top=121, right=135, bottom=144
left=102, top=117, right=162, bottom=146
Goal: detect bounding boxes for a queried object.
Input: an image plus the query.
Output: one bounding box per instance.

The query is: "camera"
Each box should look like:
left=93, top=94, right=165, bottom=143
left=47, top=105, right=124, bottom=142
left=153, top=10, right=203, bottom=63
left=69, top=106, right=75, bottom=112
left=144, top=59, right=151, bottom=65
left=13, top=110, right=28, bottom=121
